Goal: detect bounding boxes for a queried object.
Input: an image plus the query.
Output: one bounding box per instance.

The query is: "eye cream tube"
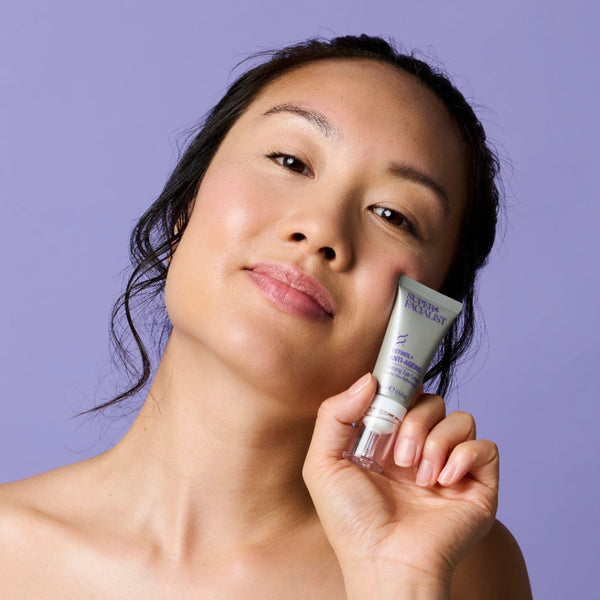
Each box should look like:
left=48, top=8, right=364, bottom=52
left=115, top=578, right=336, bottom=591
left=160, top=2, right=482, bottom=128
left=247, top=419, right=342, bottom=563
left=343, top=275, right=462, bottom=473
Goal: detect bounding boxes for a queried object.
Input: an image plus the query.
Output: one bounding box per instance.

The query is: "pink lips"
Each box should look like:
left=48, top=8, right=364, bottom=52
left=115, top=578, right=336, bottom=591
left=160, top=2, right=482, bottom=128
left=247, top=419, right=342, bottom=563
left=246, top=262, right=336, bottom=321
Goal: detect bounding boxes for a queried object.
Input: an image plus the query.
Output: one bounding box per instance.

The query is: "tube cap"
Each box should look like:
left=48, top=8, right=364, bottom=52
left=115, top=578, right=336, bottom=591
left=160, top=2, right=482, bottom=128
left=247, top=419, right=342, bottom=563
left=343, top=398, right=406, bottom=473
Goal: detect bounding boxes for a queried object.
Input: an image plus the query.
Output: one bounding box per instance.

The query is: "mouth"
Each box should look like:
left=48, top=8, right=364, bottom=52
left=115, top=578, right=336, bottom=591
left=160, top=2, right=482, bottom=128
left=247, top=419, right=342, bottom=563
left=245, top=262, right=336, bottom=321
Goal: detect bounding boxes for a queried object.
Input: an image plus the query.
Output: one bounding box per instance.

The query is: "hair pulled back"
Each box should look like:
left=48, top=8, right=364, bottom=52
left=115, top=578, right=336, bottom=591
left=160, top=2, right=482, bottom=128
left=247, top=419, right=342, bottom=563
left=93, top=34, right=501, bottom=413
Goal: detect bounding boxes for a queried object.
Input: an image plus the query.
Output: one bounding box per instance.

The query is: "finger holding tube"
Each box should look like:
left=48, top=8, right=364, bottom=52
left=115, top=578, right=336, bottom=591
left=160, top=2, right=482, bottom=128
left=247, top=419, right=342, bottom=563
left=393, top=393, right=447, bottom=468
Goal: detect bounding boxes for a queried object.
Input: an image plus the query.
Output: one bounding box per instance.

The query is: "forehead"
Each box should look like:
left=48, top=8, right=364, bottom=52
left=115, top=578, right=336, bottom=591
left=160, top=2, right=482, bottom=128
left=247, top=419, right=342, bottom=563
left=251, top=59, right=461, bottom=142
left=264, top=59, right=431, bottom=101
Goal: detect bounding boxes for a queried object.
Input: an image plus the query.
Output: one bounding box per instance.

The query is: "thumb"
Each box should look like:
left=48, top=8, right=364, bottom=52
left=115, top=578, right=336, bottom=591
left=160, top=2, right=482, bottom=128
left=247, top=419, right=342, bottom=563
left=304, top=373, right=376, bottom=472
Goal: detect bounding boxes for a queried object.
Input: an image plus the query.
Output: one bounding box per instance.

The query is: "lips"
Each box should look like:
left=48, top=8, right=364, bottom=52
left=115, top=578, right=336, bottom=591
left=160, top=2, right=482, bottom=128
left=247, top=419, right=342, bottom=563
left=245, top=262, right=336, bottom=321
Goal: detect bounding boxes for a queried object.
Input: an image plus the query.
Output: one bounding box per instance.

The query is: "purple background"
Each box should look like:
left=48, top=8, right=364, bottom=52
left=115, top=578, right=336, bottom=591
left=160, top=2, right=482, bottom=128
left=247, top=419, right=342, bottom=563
left=1, top=1, right=598, bottom=597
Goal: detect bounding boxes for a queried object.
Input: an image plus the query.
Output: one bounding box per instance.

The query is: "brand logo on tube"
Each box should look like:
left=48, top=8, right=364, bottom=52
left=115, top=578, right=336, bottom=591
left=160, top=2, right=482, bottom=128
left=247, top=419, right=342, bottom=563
left=404, top=292, right=447, bottom=325
left=395, top=334, right=408, bottom=345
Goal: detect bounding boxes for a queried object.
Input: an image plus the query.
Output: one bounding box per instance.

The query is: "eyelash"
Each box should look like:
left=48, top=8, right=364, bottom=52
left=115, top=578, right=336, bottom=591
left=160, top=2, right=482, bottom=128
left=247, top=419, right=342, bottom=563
left=267, top=152, right=313, bottom=177
left=371, top=206, right=419, bottom=238
left=267, top=152, right=419, bottom=238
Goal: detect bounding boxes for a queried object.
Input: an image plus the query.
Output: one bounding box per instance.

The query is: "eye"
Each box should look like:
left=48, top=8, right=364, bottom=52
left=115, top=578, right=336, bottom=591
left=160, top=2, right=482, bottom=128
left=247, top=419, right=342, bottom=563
left=267, top=153, right=313, bottom=177
left=371, top=206, right=419, bottom=238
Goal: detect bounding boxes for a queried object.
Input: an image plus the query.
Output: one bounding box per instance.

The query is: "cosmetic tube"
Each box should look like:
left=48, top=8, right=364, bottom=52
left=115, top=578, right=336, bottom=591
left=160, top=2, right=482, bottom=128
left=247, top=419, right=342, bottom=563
left=343, top=275, right=462, bottom=473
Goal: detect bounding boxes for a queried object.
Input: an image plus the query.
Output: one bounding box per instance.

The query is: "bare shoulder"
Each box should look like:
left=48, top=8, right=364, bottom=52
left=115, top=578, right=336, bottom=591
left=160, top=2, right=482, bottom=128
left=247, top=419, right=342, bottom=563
left=451, top=519, right=532, bottom=600
left=0, top=475, right=57, bottom=595
left=0, top=460, right=89, bottom=520
left=0, top=469, right=64, bottom=542
left=0, top=462, right=100, bottom=597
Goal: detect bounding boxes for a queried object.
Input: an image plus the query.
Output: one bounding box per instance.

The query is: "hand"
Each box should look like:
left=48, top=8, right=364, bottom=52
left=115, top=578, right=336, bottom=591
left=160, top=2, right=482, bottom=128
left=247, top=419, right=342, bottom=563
left=303, top=373, right=499, bottom=598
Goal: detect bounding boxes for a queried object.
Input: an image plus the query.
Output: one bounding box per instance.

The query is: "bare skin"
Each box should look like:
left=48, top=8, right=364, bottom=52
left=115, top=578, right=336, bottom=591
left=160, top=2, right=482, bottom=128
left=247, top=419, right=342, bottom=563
left=0, top=60, right=532, bottom=598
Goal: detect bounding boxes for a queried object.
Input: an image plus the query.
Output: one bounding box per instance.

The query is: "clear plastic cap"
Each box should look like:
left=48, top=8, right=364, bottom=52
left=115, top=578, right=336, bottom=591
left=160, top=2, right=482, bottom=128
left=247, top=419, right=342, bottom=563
left=343, top=399, right=406, bottom=473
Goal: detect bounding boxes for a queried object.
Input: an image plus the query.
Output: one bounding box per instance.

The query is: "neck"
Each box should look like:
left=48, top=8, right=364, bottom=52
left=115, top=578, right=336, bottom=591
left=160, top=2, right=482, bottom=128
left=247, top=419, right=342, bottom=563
left=97, top=330, right=320, bottom=559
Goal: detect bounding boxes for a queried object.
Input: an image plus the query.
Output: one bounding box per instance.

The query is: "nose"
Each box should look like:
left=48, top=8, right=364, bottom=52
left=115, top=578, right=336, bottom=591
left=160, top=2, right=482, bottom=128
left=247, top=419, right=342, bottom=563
left=276, top=202, right=354, bottom=270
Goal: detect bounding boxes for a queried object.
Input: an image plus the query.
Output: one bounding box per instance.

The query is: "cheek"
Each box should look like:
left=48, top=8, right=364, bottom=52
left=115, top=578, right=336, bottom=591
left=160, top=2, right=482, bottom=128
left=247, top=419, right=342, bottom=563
left=163, top=161, right=278, bottom=342
left=412, top=261, right=452, bottom=292
left=194, top=168, right=253, bottom=241
left=395, top=218, right=464, bottom=293
left=163, top=228, right=208, bottom=338
left=191, top=160, right=279, bottom=252
left=346, top=262, right=402, bottom=349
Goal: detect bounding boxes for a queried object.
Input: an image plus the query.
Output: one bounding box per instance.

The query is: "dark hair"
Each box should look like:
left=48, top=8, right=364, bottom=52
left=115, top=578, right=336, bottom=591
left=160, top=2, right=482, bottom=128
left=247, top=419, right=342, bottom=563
left=91, top=34, right=500, bottom=413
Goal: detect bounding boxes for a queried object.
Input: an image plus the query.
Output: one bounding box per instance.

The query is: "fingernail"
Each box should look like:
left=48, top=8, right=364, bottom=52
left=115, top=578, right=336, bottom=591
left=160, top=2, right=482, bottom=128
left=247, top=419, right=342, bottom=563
left=438, top=463, right=456, bottom=486
left=395, top=437, right=417, bottom=467
left=416, top=459, right=433, bottom=486
left=348, top=373, right=371, bottom=395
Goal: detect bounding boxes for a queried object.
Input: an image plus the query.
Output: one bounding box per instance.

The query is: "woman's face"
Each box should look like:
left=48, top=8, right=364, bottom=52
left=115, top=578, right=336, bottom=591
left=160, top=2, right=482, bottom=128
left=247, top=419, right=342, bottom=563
left=165, top=59, right=467, bottom=408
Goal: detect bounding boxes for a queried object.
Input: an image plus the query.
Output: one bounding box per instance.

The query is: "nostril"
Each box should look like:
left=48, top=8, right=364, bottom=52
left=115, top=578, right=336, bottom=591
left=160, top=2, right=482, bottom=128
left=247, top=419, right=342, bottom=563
left=321, top=246, right=336, bottom=260
left=289, top=232, right=336, bottom=261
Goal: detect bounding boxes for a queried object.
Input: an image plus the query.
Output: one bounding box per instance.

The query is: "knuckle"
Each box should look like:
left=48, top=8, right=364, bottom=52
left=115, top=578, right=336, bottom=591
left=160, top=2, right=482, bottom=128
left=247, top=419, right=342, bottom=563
left=402, top=412, right=428, bottom=429
left=465, top=445, right=480, bottom=462
left=423, top=435, right=449, bottom=456
left=452, top=410, right=474, bottom=423
left=434, top=398, right=447, bottom=418
left=401, top=414, right=434, bottom=438
left=482, top=439, right=499, bottom=456
left=407, top=394, right=446, bottom=421
left=453, top=410, right=477, bottom=437
left=316, top=396, right=335, bottom=419
left=460, top=439, right=498, bottom=463
left=423, top=393, right=447, bottom=412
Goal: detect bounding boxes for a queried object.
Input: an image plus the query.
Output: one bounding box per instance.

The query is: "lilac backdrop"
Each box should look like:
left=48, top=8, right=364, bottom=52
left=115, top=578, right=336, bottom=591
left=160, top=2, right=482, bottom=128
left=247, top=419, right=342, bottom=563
left=1, top=1, right=598, bottom=597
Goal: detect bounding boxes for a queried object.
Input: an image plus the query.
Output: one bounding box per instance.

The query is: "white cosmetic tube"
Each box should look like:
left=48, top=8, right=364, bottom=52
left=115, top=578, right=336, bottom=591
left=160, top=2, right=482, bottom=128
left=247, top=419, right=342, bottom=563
left=343, top=275, right=462, bottom=473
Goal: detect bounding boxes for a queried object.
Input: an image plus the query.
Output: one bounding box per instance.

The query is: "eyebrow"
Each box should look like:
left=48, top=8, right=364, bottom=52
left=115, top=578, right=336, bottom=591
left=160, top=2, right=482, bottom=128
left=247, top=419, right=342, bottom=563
left=388, top=162, right=450, bottom=214
left=262, top=103, right=450, bottom=214
left=262, top=103, right=340, bottom=139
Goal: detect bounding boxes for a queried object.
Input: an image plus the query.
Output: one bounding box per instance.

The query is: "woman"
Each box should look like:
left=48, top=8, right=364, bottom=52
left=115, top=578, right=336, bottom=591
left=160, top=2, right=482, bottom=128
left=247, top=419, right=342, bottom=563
left=0, top=35, right=532, bottom=598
